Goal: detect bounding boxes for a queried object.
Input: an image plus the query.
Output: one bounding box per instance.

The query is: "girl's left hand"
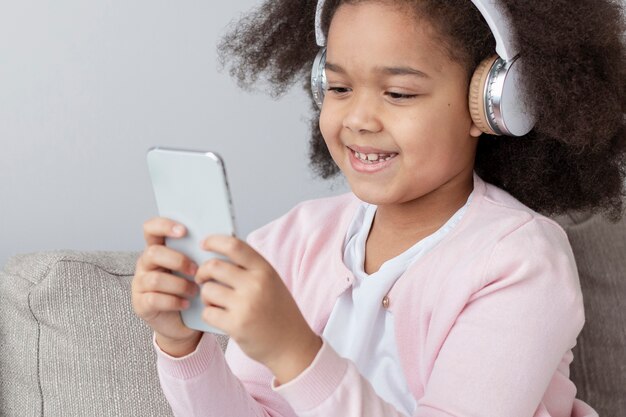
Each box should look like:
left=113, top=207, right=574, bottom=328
left=195, top=235, right=322, bottom=384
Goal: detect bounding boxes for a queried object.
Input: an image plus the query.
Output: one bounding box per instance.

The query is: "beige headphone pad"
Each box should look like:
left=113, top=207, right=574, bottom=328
left=469, top=55, right=499, bottom=136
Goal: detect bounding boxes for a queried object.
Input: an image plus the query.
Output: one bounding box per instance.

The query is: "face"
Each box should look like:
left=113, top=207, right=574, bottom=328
left=319, top=1, right=482, bottom=207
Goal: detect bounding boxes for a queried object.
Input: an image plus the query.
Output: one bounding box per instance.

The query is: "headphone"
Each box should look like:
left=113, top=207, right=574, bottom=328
left=311, top=0, right=535, bottom=137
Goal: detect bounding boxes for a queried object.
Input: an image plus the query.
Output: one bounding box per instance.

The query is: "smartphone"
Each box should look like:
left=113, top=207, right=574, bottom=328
left=146, top=147, right=236, bottom=335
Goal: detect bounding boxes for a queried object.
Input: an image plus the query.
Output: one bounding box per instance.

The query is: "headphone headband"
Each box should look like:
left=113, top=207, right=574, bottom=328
left=314, top=0, right=518, bottom=61
left=469, top=0, right=517, bottom=61
left=315, top=0, right=326, bottom=47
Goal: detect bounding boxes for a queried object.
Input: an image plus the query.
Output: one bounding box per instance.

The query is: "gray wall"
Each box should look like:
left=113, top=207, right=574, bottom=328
left=0, top=1, right=347, bottom=268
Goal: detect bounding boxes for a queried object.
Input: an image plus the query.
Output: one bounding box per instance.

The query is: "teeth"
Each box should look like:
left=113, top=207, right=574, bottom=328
left=353, top=150, right=395, bottom=163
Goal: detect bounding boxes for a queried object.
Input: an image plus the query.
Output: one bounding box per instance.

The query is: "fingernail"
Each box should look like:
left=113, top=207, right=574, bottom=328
left=172, top=225, right=184, bottom=236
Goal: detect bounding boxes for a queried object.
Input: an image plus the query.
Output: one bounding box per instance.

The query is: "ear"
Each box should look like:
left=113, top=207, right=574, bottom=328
left=469, top=122, right=483, bottom=138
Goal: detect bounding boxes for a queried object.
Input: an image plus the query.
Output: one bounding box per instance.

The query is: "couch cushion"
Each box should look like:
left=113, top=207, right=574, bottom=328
left=0, top=250, right=229, bottom=417
left=553, top=212, right=626, bottom=416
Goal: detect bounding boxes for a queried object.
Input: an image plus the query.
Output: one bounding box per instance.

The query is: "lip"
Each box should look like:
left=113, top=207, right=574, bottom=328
left=347, top=146, right=398, bottom=174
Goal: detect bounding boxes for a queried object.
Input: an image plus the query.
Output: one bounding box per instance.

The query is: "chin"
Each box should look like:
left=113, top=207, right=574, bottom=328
left=349, top=183, right=396, bottom=206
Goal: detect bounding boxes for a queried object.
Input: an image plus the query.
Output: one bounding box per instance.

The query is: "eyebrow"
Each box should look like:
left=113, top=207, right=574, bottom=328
left=325, top=61, right=431, bottom=79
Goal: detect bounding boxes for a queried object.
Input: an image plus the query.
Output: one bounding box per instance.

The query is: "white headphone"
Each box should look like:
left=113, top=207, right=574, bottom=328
left=311, top=0, right=536, bottom=137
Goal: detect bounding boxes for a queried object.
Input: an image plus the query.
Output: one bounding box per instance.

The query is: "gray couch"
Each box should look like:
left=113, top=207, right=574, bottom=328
left=1, top=212, right=624, bottom=416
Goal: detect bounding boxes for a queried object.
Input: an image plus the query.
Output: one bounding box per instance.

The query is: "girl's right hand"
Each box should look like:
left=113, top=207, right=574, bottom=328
left=131, top=217, right=203, bottom=357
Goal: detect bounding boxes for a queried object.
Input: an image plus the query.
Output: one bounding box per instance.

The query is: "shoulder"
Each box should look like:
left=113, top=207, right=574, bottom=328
left=456, top=175, right=582, bottom=300
left=442, top=176, right=575, bottom=281
left=469, top=176, right=570, bottom=249
left=279, top=192, right=359, bottom=227
left=468, top=179, right=583, bottom=319
left=245, top=192, right=359, bottom=254
left=426, top=178, right=587, bottom=344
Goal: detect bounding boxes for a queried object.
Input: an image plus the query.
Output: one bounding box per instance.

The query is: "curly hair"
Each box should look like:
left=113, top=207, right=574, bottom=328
left=217, top=0, right=626, bottom=221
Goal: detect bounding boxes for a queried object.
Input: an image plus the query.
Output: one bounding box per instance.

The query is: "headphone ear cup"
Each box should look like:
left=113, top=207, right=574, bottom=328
left=311, top=48, right=327, bottom=109
left=469, top=55, right=499, bottom=136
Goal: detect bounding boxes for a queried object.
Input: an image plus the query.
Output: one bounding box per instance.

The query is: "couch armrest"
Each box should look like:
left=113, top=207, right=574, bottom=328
left=0, top=250, right=227, bottom=417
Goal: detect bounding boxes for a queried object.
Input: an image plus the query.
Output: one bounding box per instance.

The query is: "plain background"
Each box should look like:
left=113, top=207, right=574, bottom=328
left=0, top=0, right=348, bottom=268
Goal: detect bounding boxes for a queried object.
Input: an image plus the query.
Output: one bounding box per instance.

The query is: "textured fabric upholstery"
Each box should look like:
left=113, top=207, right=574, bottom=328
left=553, top=212, right=626, bottom=416
left=0, top=250, right=228, bottom=417
left=0, top=208, right=624, bottom=416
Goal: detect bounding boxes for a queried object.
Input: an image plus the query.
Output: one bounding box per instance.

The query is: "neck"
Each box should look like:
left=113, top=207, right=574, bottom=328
left=372, top=170, right=475, bottom=240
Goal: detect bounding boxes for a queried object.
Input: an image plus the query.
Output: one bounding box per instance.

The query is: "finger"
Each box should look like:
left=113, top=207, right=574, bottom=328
left=195, top=257, right=243, bottom=288
left=201, top=235, right=266, bottom=270
left=199, top=279, right=236, bottom=309
left=136, top=292, right=190, bottom=316
left=202, top=304, right=229, bottom=333
left=136, top=271, right=198, bottom=299
left=143, top=216, right=187, bottom=246
left=141, top=244, right=198, bottom=276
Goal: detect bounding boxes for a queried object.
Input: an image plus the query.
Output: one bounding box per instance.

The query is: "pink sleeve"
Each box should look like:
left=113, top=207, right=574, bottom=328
left=155, top=332, right=297, bottom=417
left=270, top=337, right=411, bottom=417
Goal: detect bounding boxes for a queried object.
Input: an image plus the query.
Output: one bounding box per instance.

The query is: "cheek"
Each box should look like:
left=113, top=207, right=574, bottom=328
left=422, top=93, right=474, bottom=140
left=396, top=107, right=471, bottom=159
left=319, top=107, right=340, bottom=147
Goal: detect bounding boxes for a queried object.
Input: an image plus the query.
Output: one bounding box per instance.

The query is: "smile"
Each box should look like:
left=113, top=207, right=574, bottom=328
left=348, top=147, right=398, bottom=174
left=350, top=149, right=398, bottom=164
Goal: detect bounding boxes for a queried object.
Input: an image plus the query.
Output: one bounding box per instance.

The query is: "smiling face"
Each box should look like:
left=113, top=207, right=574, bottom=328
left=319, top=1, right=482, bottom=209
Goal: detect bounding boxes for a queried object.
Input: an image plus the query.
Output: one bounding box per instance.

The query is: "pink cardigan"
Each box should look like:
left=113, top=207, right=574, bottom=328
left=155, top=172, right=598, bottom=417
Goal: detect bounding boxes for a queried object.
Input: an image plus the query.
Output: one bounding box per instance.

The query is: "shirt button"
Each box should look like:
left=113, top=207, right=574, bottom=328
left=382, top=296, right=390, bottom=309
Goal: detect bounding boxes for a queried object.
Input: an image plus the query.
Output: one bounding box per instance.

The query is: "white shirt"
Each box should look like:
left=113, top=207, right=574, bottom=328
left=322, top=193, right=473, bottom=415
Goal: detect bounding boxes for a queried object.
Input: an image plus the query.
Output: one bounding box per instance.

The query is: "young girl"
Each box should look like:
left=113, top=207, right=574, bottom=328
left=131, top=0, right=625, bottom=416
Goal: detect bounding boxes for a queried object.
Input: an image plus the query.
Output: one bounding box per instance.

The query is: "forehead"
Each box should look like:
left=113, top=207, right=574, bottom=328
left=326, top=2, right=450, bottom=74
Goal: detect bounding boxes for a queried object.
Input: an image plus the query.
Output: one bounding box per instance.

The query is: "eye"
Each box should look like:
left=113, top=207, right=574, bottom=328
left=385, top=91, right=418, bottom=100
left=327, top=86, right=351, bottom=96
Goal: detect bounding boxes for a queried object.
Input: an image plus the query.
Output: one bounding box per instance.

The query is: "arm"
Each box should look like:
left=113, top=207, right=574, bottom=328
left=153, top=224, right=320, bottom=417
left=155, top=332, right=297, bottom=417
left=133, top=216, right=282, bottom=416
left=267, top=337, right=412, bottom=417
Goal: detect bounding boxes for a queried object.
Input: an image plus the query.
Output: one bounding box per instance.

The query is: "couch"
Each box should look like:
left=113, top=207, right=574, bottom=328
left=0, top=211, right=624, bottom=416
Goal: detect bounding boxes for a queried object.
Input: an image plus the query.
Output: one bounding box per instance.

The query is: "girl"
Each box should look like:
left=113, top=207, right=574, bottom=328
left=131, top=0, right=625, bottom=416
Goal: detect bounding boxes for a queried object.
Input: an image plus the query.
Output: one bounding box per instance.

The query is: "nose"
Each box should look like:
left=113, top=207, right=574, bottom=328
left=342, top=92, right=383, bottom=134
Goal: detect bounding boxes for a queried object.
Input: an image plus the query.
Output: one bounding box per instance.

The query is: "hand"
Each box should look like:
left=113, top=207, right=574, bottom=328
left=196, top=235, right=322, bottom=383
left=131, top=217, right=203, bottom=356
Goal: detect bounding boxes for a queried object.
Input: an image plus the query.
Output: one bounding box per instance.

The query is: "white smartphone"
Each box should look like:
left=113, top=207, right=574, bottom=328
left=146, top=147, right=236, bottom=335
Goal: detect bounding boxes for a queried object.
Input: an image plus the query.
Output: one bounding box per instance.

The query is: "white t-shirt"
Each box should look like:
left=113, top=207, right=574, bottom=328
left=322, top=192, right=473, bottom=415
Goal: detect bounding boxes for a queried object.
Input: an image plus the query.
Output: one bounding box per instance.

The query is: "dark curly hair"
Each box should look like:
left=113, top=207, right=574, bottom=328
left=217, top=0, right=626, bottom=221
